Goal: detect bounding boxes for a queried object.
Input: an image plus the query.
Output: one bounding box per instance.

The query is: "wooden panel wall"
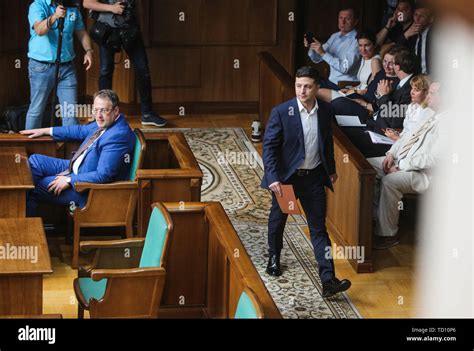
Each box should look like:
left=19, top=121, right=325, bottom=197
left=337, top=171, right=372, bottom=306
left=85, top=0, right=297, bottom=111
left=0, top=1, right=386, bottom=114
left=0, top=0, right=30, bottom=112
left=0, top=2, right=88, bottom=114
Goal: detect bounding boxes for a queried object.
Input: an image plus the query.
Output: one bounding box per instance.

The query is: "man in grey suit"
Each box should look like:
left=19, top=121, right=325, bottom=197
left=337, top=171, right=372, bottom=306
left=368, top=82, right=444, bottom=249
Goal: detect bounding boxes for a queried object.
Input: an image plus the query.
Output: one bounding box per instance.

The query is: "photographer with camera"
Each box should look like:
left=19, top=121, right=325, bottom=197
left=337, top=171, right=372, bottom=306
left=26, top=0, right=94, bottom=129
left=84, top=0, right=167, bottom=127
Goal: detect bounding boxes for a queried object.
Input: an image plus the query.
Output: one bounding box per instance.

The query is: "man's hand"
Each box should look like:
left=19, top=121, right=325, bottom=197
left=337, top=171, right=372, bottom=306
left=269, top=181, right=282, bottom=197
left=20, top=128, right=51, bottom=139
left=111, top=2, right=126, bottom=15
left=84, top=51, right=93, bottom=70
left=310, top=39, right=325, bottom=55
left=386, top=14, right=397, bottom=29
left=48, top=176, right=71, bottom=196
left=377, top=79, right=393, bottom=97
left=383, top=153, right=395, bottom=173
left=53, top=5, right=67, bottom=21
left=387, top=166, right=400, bottom=174
left=329, top=173, right=338, bottom=184
left=404, top=23, right=422, bottom=39
left=384, top=128, right=400, bottom=141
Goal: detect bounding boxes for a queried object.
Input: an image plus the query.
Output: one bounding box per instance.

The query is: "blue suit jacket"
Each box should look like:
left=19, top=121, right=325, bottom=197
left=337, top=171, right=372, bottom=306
left=261, top=98, right=336, bottom=191
left=52, top=114, right=136, bottom=189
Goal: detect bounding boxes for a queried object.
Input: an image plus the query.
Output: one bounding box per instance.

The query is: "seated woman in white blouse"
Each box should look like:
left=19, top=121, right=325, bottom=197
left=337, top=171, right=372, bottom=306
left=385, top=74, right=434, bottom=141
left=317, top=30, right=382, bottom=102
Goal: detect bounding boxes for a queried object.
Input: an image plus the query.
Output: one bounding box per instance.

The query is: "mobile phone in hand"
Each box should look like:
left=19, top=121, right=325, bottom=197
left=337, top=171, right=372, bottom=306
left=305, top=31, right=316, bottom=42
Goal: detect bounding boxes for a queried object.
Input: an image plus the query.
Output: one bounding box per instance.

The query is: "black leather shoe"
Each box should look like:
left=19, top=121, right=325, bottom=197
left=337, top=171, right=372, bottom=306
left=322, top=277, right=351, bottom=298
left=266, top=255, right=282, bottom=276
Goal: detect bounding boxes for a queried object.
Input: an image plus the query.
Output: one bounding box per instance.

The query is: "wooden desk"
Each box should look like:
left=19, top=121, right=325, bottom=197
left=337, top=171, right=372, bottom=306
left=0, top=147, right=34, bottom=217
left=137, top=132, right=203, bottom=236
left=0, top=218, right=52, bottom=315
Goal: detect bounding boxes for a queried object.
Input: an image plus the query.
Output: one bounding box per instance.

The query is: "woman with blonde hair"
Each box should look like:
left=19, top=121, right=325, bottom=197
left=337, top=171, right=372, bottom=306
left=385, top=74, right=434, bottom=141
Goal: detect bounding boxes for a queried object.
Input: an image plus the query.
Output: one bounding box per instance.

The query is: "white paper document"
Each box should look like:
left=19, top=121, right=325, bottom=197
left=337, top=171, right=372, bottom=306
left=335, top=115, right=366, bottom=127
left=365, top=131, right=395, bottom=145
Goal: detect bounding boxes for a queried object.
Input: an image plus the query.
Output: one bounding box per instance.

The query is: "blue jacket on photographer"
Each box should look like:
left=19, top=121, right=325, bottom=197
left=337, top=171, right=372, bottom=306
left=84, top=0, right=168, bottom=127
left=26, top=0, right=94, bottom=129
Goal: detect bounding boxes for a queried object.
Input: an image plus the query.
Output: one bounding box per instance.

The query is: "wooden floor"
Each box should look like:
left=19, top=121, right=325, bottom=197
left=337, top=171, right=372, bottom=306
left=43, top=113, right=416, bottom=318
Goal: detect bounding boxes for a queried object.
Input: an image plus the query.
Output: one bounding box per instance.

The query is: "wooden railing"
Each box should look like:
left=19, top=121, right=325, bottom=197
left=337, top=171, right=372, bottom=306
left=137, top=132, right=203, bottom=236
left=160, top=202, right=282, bottom=319
left=258, top=52, right=376, bottom=273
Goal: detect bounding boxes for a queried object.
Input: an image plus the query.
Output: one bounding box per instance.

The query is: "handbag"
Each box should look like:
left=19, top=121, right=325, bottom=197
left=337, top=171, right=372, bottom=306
left=89, top=21, right=111, bottom=46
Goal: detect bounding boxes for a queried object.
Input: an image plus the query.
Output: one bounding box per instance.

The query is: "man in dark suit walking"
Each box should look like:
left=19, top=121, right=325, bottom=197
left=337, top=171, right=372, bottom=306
left=261, top=66, right=351, bottom=298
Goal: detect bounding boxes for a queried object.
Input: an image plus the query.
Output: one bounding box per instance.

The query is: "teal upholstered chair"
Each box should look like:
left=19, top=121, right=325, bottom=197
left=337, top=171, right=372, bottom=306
left=71, top=129, right=146, bottom=268
left=234, top=287, right=264, bottom=319
left=73, top=203, right=173, bottom=319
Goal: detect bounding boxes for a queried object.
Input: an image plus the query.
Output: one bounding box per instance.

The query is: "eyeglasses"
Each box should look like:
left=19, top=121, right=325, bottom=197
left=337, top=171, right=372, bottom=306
left=383, top=60, right=394, bottom=67
left=92, top=108, right=113, bottom=115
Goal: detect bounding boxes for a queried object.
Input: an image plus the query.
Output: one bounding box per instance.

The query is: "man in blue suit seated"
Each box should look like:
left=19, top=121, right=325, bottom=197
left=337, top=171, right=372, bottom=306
left=261, top=66, right=351, bottom=298
left=20, top=89, right=136, bottom=216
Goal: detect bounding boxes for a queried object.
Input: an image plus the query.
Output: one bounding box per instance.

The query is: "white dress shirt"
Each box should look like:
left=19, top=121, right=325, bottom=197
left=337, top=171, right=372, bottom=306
left=397, top=73, right=414, bottom=90
left=297, top=98, right=321, bottom=170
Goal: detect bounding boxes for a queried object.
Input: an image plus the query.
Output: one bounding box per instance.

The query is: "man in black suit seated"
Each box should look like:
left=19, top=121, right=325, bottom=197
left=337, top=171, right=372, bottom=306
left=401, top=3, right=435, bottom=74
left=341, top=48, right=418, bottom=157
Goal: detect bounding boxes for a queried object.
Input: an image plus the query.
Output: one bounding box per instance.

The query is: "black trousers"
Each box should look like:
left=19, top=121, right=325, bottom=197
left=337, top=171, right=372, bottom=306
left=267, top=165, right=335, bottom=283
left=99, top=34, right=153, bottom=115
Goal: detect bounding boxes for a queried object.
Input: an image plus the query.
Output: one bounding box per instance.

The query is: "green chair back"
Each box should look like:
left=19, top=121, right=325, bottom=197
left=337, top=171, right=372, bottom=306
left=139, top=206, right=170, bottom=268
left=235, top=289, right=261, bottom=319
left=129, top=129, right=146, bottom=181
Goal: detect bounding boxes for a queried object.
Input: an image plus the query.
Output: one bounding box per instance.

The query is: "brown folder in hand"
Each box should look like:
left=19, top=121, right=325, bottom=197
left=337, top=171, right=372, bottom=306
left=276, top=185, right=301, bottom=215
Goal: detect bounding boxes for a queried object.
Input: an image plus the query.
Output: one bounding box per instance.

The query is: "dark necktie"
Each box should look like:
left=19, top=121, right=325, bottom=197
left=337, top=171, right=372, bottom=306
left=58, top=128, right=104, bottom=176
left=416, top=34, right=422, bottom=56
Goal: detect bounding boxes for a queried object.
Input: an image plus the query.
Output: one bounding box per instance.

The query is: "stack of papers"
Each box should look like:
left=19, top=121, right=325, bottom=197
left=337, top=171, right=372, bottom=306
left=335, top=115, right=366, bottom=127
left=365, top=131, right=395, bottom=145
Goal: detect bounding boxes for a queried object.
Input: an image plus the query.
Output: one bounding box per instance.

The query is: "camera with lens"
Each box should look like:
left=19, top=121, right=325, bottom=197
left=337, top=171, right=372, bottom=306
left=114, top=0, right=137, bottom=27
left=90, top=0, right=139, bottom=52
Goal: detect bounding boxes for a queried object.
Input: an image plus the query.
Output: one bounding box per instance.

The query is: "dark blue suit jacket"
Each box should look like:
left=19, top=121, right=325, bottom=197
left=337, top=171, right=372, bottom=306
left=261, top=98, right=336, bottom=191
left=52, top=114, right=136, bottom=189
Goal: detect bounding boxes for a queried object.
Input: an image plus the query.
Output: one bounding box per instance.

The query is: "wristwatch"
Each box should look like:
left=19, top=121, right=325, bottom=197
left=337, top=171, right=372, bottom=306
left=66, top=177, right=72, bottom=185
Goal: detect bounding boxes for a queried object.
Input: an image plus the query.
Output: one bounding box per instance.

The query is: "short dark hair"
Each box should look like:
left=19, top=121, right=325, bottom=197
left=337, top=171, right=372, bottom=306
left=393, top=50, right=418, bottom=74
left=356, top=29, right=377, bottom=46
left=295, top=66, right=322, bottom=84
left=93, top=89, right=120, bottom=108
left=339, top=7, right=360, bottom=20
left=397, top=0, right=415, bottom=11
left=388, top=44, right=409, bottom=56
